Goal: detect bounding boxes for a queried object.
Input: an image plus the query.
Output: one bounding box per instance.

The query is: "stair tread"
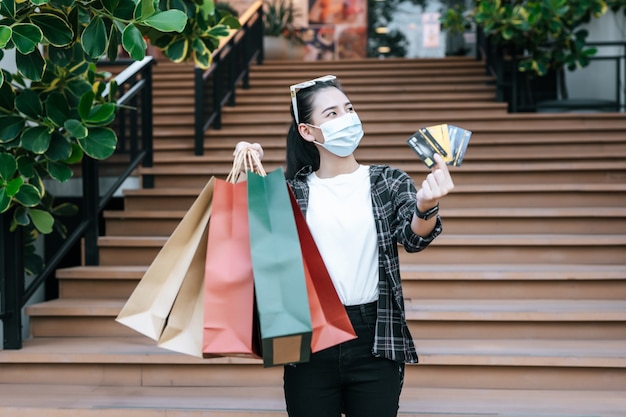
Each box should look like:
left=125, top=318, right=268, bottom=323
left=96, top=233, right=626, bottom=246
left=138, top=160, right=626, bottom=173
left=121, top=183, right=626, bottom=196
left=2, top=336, right=625, bottom=367
left=102, top=207, right=626, bottom=219
left=25, top=298, right=626, bottom=323
left=56, top=265, right=147, bottom=279
left=0, top=384, right=623, bottom=417
left=53, top=263, right=626, bottom=280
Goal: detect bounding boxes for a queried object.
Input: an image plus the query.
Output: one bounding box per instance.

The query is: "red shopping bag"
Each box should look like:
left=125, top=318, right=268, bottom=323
left=288, top=189, right=357, bottom=352
left=202, top=172, right=261, bottom=359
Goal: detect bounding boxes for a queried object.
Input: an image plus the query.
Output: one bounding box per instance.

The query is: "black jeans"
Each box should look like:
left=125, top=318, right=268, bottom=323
left=283, top=301, right=405, bottom=417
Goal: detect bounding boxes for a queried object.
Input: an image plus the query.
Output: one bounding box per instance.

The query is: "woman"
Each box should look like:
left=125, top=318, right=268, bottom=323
left=237, top=75, right=454, bottom=417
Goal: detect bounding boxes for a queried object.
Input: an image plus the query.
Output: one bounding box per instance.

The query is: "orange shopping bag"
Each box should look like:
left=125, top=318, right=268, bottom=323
left=202, top=149, right=263, bottom=358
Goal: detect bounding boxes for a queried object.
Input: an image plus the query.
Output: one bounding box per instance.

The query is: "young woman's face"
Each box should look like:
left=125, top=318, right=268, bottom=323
left=309, top=87, right=355, bottom=130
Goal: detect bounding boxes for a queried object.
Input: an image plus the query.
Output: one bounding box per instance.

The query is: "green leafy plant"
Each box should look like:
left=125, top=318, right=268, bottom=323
left=441, top=0, right=625, bottom=97
left=0, top=0, right=239, bottom=273
left=263, top=0, right=302, bottom=43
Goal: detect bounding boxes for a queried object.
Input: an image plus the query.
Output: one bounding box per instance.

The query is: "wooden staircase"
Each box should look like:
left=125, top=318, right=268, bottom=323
left=1, top=56, right=625, bottom=417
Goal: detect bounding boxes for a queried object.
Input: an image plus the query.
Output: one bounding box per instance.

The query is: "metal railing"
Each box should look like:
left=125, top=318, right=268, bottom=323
left=194, top=0, right=264, bottom=155
left=0, top=57, right=155, bottom=349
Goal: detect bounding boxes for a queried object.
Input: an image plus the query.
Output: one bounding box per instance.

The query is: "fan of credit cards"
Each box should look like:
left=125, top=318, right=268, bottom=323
left=406, top=124, right=472, bottom=168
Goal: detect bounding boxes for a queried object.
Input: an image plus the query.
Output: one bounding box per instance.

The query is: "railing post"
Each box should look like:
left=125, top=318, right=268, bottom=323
left=82, top=156, right=100, bottom=265
left=142, top=63, right=154, bottom=188
left=194, top=67, right=205, bottom=156
left=0, top=210, right=24, bottom=349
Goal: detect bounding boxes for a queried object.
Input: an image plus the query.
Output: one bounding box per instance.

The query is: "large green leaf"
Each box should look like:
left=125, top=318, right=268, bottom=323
left=122, top=24, right=146, bottom=61
left=135, top=0, right=155, bottom=21
left=79, top=127, right=117, bottom=159
left=106, top=23, right=120, bottom=61
left=0, top=116, right=25, bottom=142
left=0, top=26, right=12, bottom=48
left=16, top=49, right=46, bottom=81
left=0, top=82, right=15, bottom=111
left=21, top=126, right=52, bottom=154
left=64, top=119, right=88, bottom=139
left=14, top=183, right=42, bottom=207
left=46, top=132, right=73, bottom=161
left=141, top=10, right=187, bottom=32
left=11, top=23, right=43, bottom=54
left=102, top=0, right=120, bottom=14
left=46, top=92, right=72, bottom=126
left=0, top=188, right=10, bottom=213
left=0, top=70, right=3, bottom=88
left=78, top=90, right=95, bottom=120
left=165, top=37, right=188, bottom=62
left=112, top=0, right=136, bottom=20
left=85, top=102, right=116, bottom=125
left=63, top=143, right=84, bottom=164
left=13, top=206, right=30, bottom=226
left=192, top=38, right=211, bottom=69
left=30, top=13, right=74, bottom=47
left=200, top=0, right=215, bottom=20
left=0, top=0, right=15, bottom=18
left=82, top=16, right=108, bottom=57
left=0, top=152, right=17, bottom=181
left=17, top=154, right=37, bottom=178
left=5, top=177, right=24, bottom=197
left=15, top=89, right=43, bottom=119
left=47, top=161, right=73, bottom=182
left=29, top=208, right=54, bottom=234
left=66, top=78, right=92, bottom=102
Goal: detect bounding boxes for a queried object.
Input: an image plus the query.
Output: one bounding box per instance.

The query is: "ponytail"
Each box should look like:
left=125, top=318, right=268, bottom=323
left=285, top=122, right=319, bottom=180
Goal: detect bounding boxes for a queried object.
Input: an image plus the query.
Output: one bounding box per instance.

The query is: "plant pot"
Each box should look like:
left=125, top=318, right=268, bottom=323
left=264, top=36, right=304, bottom=61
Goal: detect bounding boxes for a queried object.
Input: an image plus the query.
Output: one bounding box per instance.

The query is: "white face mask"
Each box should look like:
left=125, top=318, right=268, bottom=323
left=309, top=113, right=364, bottom=157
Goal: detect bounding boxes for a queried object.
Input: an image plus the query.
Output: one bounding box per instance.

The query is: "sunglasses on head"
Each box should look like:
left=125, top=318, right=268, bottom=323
left=290, top=75, right=337, bottom=124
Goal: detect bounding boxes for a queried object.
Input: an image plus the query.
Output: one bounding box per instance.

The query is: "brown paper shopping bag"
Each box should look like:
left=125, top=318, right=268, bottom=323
left=156, top=223, right=209, bottom=357
left=116, top=178, right=215, bottom=340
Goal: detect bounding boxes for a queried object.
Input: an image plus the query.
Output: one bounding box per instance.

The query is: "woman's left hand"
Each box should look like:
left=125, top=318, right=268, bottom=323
left=416, top=153, right=454, bottom=210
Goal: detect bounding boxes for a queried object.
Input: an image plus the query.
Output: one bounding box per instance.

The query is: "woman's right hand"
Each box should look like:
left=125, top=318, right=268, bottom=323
left=234, top=141, right=264, bottom=160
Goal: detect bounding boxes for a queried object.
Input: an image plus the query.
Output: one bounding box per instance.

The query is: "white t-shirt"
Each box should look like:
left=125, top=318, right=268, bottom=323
left=306, top=165, right=379, bottom=306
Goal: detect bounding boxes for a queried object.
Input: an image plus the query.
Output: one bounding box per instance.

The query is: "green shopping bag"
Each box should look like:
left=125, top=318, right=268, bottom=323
left=247, top=167, right=312, bottom=367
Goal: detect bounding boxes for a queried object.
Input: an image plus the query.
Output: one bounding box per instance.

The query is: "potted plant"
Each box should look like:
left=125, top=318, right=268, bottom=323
left=441, top=0, right=626, bottom=109
left=0, top=0, right=239, bottom=273
left=263, top=0, right=304, bottom=60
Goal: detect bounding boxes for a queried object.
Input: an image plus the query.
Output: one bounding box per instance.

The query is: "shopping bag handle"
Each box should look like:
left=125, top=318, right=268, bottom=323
left=227, top=146, right=267, bottom=183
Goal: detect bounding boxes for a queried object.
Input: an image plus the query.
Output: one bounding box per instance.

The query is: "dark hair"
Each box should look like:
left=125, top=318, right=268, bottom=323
left=285, top=79, right=343, bottom=179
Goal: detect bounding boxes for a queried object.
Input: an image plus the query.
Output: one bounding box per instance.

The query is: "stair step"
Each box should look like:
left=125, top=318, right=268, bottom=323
left=54, top=263, right=626, bottom=300
left=138, top=160, right=626, bottom=188
left=121, top=183, right=626, bottom=211
left=101, top=207, right=626, bottom=236
left=2, top=337, right=625, bottom=389
left=93, top=234, right=626, bottom=266
left=0, top=384, right=623, bottom=417
left=57, top=265, right=146, bottom=299
left=25, top=298, right=626, bottom=340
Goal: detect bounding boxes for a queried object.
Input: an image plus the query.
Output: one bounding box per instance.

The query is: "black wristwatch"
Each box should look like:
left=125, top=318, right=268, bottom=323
left=415, top=204, right=439, bottom=220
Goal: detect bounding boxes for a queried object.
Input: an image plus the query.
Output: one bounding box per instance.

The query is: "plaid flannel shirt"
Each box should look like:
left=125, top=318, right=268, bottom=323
left=288, top=164, right=442, bottom=363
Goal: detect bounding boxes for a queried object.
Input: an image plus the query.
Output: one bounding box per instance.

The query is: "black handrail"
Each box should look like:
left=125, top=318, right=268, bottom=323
left=194, top=0, right=264, bottom=155
left=0, top=56, right=155, bottom=349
